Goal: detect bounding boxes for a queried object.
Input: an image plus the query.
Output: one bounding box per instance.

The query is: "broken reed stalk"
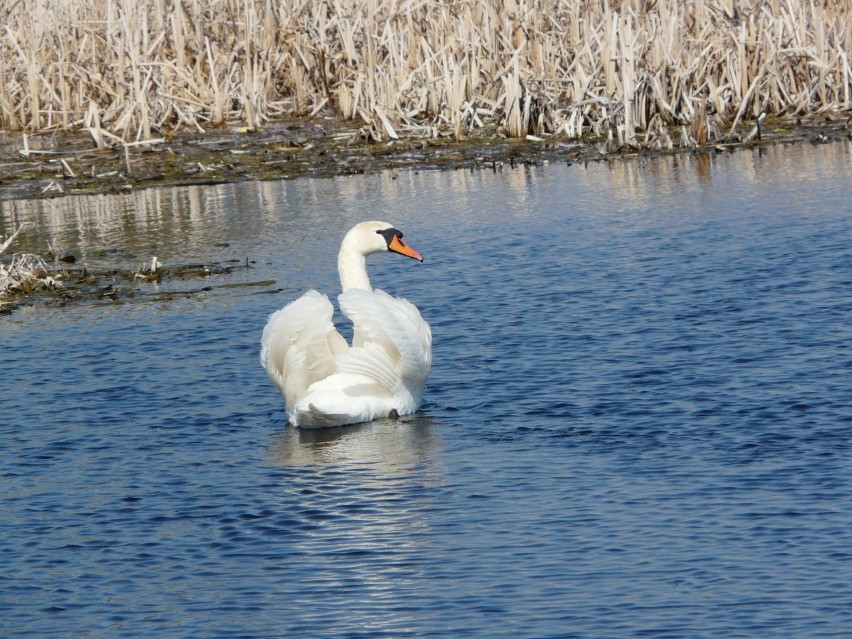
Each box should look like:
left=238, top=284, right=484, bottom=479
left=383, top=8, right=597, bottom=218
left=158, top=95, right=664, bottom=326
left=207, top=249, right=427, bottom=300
left=1, top=0, right=849, bottom=147
left=0, top=224, right=59, bottom=295
left=0, top=223, right=25, bottom=255
left=0, top=253, right=58, bottom=295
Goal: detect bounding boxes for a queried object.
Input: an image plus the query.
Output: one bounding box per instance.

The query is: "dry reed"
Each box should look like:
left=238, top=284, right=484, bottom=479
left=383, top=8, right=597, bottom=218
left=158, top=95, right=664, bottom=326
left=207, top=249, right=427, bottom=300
left=1, top=0, right=850, bottom=147
left=0, top=224, right=59, bottom=295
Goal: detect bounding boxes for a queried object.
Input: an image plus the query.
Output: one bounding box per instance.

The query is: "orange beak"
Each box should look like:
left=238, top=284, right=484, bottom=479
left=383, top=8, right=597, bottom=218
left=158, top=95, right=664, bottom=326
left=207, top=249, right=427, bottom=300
left=389, top=235, right=424, bottom=262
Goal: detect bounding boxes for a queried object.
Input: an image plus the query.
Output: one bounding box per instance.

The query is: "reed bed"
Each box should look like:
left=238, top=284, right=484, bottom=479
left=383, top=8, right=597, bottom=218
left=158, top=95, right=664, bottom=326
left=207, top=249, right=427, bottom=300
left=1, top=0, right=850, bottom=148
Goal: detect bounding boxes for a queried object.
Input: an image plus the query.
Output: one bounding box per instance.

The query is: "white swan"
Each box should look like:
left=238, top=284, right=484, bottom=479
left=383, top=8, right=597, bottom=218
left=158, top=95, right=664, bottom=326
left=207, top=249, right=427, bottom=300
left=260, top=221, right=432, bottom=428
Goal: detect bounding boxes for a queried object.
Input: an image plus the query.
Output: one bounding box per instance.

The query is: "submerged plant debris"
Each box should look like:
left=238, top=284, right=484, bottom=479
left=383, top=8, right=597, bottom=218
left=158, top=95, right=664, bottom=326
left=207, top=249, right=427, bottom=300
left=1, top=219, right=282, bottom=314
left=0, top=253, right=277, bottom=315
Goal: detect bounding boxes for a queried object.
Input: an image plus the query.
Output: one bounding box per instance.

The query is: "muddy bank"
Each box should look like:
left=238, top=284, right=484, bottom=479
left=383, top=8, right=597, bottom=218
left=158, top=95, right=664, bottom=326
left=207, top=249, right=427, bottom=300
left=1, top=115, right=850, bottom=202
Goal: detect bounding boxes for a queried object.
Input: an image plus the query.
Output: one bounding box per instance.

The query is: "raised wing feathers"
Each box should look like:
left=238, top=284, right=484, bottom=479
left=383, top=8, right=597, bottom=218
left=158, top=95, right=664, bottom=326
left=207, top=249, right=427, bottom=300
left=261, top=287, right=431, bottom=428
left=259, top=290, right=347, bottom=407
left=335, top=341, right=399, bottom=393
left=338, top=288, right=432, bottom=387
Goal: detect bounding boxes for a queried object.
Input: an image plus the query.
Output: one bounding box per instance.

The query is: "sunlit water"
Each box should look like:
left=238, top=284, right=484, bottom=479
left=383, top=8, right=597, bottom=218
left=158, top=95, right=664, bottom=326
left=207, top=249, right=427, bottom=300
left=2, top=142, right=851, bottom=639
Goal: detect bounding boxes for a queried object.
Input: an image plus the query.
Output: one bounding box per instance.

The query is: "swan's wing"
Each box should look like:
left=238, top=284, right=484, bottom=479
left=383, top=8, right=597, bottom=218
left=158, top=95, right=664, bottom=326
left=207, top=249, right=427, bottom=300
left=337, top=288, right=432, bottom=392
left=260, top=290, right=347, bottom=407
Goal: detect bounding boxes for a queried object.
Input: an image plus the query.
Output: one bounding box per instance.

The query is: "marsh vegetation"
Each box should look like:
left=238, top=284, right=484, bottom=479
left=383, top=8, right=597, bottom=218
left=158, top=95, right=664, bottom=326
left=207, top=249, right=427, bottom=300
left=2, top=0, right=849, bottom=149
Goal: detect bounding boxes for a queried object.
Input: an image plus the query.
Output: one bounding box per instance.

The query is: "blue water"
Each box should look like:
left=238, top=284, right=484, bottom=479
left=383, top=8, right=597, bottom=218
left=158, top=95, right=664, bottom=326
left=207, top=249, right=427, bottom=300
left=2, top=142, right=851, bottom=638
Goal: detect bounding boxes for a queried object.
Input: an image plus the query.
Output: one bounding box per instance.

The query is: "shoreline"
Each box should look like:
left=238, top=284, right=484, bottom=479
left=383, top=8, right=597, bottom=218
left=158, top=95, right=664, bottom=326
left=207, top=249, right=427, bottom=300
left=1, top=115, right=849, bottom=202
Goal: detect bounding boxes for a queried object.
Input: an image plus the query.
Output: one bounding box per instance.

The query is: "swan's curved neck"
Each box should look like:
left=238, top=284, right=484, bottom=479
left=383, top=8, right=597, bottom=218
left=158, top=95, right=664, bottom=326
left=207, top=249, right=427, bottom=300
left=338, top=246, right=372, bottom=292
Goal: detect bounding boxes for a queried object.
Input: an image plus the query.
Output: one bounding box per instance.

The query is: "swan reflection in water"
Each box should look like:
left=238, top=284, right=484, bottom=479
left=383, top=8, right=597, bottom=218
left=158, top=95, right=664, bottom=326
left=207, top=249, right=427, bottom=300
left=264, top=415, right=446, bottom=628
left=266, top=414, right=444, bottom=478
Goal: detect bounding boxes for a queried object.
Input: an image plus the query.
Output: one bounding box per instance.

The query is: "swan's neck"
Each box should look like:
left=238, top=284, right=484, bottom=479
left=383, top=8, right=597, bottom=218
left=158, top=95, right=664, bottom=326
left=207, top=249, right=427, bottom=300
left=338, top=247, right=372, bottom=292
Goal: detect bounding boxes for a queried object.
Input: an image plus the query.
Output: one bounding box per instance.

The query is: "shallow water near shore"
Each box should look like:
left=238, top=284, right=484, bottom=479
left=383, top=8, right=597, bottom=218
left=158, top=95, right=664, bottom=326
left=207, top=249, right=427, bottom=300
left=2, top=142, right=851, bottom=638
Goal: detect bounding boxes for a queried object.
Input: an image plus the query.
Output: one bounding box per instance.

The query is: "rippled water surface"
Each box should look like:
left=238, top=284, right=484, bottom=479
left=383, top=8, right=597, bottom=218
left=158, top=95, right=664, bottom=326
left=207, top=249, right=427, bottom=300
left=2, top=143, right=851, bottom=638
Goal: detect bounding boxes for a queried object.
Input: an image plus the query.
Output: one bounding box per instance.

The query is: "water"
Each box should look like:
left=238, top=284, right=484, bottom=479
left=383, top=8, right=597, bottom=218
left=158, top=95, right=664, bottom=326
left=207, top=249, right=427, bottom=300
left=2, top=142, right=851, bottom=639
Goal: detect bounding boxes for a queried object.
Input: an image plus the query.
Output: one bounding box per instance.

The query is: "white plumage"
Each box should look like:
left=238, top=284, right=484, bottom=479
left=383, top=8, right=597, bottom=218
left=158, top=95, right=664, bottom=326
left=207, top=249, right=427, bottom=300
left=260, top=221, right=431, bottom=428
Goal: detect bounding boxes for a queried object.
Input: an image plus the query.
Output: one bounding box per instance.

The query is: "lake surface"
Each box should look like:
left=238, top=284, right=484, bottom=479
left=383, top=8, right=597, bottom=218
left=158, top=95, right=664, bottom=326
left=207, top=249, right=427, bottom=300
left=2, top=141, right=851, bottom=639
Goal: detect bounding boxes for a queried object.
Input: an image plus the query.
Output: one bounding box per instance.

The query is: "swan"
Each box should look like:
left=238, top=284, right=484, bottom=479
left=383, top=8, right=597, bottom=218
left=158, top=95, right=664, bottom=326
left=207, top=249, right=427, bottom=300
left=260, top=221, right=432, bottom=428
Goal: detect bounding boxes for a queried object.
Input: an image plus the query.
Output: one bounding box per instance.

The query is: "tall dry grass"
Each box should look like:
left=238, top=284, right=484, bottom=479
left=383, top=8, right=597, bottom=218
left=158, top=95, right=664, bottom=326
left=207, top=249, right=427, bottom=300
left=2, top=0, right=850, bottom=146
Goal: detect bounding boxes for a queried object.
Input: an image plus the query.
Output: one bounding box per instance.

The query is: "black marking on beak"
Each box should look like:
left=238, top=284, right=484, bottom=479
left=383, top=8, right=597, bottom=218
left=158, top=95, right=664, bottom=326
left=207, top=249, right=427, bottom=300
left=377, top=227, right=402, bottom=246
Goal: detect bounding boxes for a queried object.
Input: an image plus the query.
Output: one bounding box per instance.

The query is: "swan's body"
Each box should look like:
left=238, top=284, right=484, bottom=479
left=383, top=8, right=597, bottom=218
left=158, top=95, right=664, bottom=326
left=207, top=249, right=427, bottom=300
left=260, top=221, right=431, bottom=428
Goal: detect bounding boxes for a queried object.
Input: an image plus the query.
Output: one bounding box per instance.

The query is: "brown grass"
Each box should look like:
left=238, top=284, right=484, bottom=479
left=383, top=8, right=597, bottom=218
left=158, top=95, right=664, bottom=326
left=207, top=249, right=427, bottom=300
left=1, top=0, right=850, bottom=147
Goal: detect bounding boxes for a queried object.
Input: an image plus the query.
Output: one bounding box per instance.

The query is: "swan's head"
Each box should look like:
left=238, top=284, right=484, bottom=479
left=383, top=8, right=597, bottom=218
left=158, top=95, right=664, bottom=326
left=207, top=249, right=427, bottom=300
left=344, top=221, right=424, bottom=262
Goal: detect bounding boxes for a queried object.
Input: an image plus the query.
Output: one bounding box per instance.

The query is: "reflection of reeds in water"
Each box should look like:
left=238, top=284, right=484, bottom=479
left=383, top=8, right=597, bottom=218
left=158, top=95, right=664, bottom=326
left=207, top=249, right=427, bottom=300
left=1, top=181, right=268, bottom=262
left=600, top=139, right=851, bottom=214
left=1, top=1, right=849, bottom=145
left=3, top=141, right=849, bottom=263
